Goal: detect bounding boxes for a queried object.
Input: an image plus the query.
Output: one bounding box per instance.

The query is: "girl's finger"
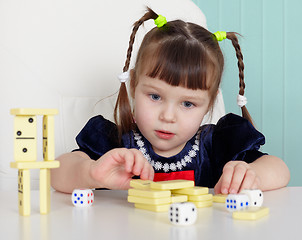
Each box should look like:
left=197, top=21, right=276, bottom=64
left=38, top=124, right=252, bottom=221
left=120, top=149, right=135, bottom=173
left=140, top=161, right=154, bottom=180
left=239, top=169, right=256, bottom=192
left=229, top=163, right=248, bottom=193
left=219, top=163, right=236, bottom=194
left=131, top=149, right=147, bottom=176
left=214, top=175, right=223, bottom=194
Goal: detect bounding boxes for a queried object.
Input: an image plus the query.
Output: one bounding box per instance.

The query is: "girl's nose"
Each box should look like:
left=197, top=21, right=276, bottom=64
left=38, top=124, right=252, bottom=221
left=159, top=104, right=176, bottom=123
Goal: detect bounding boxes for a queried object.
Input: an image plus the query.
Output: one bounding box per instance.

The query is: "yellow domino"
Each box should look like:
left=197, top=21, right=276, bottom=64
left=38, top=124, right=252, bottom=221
left=134, top=203, right=170, bottom=212
left=232, top=207, right=269, bottom=220
left=128, top=195, right=171, bottom=205
left=188, top=194, right=213, bottom=202
left=11, top=108, right=58, bottom=116
left=11, top=161, right=60, bottom=170
left=172, top=186, right=209, bottom=195
left=43, top=115, right=55, bottom=161
left=18, top=169, right=31, bottom=216
left=13, top=115, right=37, bottom=162
left=190, top=200, right=213, bottom=208
left=171, top=194, right=188, bottom=203
left=213, top=194, right=227, bottom=203
left=130, top=179, right=153, bottom=190
left=40, top=169, right=50, bottom=214
left=128, top=188, right=171, bottom=198
left=150, top=180, right=194, bottom=190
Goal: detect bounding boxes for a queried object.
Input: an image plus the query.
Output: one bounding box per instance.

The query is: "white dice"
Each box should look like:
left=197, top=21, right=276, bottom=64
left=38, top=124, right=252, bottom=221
left=72, top=189, right=94, bottom=207
left=241, top=189, right=263, bottom=207
left=225, top=194, right=250, bottom=212
left=169, top=202, right=197, bottom=225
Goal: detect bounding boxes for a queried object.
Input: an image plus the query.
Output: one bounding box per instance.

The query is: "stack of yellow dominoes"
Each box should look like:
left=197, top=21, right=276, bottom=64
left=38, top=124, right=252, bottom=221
left=128, top=179, right=212, bottom=211
left=128, top=179, right=193, bottom=212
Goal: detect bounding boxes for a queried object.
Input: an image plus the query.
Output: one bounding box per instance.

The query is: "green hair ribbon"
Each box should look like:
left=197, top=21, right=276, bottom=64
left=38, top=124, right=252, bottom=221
left=154, top=15, right=167, bottom=28
left=213, top=31, right=227, bottom=41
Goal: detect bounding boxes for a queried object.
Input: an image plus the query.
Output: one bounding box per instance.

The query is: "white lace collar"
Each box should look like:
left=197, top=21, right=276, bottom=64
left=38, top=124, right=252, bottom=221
left=133, top=130, right=201, bottom=172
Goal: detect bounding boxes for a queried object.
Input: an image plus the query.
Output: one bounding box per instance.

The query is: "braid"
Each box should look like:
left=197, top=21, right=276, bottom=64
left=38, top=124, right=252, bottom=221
left=226, top=32, right=254, bottom=126
left=114, top=8, right=159, bottom=141
left=123, top=8, right=158, bottom=72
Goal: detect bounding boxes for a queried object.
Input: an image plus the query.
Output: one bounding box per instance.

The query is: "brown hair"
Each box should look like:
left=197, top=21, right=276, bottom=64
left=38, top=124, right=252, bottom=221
left=226, top=32, right=253, bottom=125
left=114, top=7, right=252, bottom=140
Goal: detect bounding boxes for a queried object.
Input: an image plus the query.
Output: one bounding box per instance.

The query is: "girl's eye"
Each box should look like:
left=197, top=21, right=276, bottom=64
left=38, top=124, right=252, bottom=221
left=182, top=101, right=194, bottom=108
left=150, top=94, right=161, bottom=101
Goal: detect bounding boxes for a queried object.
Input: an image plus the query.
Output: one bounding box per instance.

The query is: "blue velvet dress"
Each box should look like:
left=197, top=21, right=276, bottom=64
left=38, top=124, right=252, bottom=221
left=74, top=113, right=266, bottom=187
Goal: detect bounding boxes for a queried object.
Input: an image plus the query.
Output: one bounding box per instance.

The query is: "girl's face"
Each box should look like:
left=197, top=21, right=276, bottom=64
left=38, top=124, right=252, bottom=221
left=133, top=74, right=211, bottom=157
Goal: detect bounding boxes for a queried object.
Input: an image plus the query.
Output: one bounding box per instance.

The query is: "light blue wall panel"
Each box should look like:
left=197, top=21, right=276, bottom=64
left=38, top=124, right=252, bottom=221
left=262, top=1, right=284, bottom=159
left=283, top=0, right=302, bottom=186
left=240, top=0, right=263, bottom=129
left=193, top=0, right=302, bottom=186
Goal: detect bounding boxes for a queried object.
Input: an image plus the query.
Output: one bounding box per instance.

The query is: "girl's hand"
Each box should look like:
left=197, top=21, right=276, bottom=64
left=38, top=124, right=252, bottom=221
left=89, top=148, right=154, bottom=190
left=214, top=161, right=260, bottom=195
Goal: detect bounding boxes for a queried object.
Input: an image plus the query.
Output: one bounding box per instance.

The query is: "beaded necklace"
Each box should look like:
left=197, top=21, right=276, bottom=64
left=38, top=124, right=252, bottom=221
left=133, top=130, right=201, bottom=172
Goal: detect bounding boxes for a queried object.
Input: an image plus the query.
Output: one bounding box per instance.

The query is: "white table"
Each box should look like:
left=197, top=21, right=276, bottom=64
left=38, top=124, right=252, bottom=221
left=0, top=187, right=301, bottom=240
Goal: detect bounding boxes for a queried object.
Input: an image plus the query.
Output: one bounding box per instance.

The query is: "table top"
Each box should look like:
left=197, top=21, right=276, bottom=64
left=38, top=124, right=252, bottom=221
left=0, top=187, right=301, bottom=240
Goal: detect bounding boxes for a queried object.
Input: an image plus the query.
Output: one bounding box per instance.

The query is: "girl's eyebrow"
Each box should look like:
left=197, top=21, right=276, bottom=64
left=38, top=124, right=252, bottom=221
left=181, top=95, right=207, bottom=103
left=141, top=83, right=162, bottom=91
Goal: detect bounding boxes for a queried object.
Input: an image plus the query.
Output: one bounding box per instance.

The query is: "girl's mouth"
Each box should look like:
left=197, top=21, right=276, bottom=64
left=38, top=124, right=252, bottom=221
left=155, top=130, right=175, bottom=140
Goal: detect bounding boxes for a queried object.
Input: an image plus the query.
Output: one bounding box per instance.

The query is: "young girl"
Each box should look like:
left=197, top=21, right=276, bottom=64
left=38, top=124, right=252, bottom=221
left=51, top=8, right=290, bottom=194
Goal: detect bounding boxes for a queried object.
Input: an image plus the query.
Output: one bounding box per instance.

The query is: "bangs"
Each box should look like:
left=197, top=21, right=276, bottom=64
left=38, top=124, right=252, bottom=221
left=144, top=38, right=210, bottom=90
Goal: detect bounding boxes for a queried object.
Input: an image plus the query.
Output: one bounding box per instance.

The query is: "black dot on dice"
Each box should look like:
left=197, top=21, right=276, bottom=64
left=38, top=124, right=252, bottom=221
left=17, top=131, right=22, bottom=136
left=185, top=218, right=188, bottom=222
left=192, top=208, right=195, bottom=211
left=176, top=208, right=179, bottom=211
left=176, top=219, right=178, bottom=223
left=23, top=148, right=27, bottom=153
left=28, top=118, right=34, bottom=123
left=254, top=202, right=257, bottom=205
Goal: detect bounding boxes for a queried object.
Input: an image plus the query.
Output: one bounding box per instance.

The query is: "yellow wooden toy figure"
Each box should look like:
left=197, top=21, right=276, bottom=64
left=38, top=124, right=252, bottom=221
left=10, top=108, right=60, bottom=216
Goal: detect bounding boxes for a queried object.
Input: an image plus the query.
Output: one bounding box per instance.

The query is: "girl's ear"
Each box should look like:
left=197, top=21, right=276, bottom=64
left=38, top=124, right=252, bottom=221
left=130, top=69, right=136, bottom=98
